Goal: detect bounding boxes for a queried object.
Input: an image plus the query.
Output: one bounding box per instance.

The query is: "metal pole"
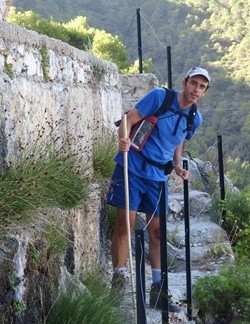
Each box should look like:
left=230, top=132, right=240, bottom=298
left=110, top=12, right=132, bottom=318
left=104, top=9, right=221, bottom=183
left=159, top=181, right=169, bottom=323
left=167, top=46, right=172, bottom=89
left=183, top=160, right=192, bottom=320
left=136, top=8, right=143, bottom=74
left=135, top=229, right=146, bottom=324
left=217, top=135, right=225, bottom=201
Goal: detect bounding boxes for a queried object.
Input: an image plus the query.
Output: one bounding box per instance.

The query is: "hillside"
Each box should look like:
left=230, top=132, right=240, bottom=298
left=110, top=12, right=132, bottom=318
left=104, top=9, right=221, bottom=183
left=12, top=0, right=250, bottom=162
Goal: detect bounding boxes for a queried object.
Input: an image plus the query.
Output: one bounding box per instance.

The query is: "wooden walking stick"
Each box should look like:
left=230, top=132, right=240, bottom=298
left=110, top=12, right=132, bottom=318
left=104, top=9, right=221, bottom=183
left=123, top=114, right=137, bottom=322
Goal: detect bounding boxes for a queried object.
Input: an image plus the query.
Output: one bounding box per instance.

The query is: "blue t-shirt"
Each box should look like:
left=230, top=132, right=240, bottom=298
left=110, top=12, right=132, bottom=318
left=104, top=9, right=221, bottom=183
left=115, top=88, right=202, bottom=181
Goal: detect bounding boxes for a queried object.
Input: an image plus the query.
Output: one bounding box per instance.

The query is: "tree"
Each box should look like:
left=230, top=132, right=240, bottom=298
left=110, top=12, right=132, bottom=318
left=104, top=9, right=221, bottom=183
left=63, top=16, right=95, bottom=50
left=92, top=30, right=130, bottom=72
left=126, top=58, right=153, bottom=74
left=7, top=7, right=70, bottom=43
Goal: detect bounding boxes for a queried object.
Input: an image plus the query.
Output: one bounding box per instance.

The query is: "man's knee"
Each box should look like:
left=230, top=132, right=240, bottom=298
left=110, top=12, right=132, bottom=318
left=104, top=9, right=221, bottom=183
left=114, top=208, right=135, bottom=236
left=147, top=217, right=160, bottom=241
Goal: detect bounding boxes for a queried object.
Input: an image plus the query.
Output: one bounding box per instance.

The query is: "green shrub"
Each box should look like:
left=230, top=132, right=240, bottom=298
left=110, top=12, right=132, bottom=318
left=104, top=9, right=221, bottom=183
left=0, top=145, right=87, bottom=233
left=193, top=262, right=250, bottom=322
left=46, top=273, right=127, bottom=324
left=93, top=134, right=117, bottom=180
left=226, top=158, right=250, bottom=191
left=218, top=190, right=250, bottom=259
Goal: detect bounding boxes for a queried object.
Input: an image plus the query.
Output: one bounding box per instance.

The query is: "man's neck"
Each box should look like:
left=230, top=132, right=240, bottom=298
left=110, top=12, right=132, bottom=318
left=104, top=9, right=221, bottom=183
left=178, top=91, right=192, bottom=110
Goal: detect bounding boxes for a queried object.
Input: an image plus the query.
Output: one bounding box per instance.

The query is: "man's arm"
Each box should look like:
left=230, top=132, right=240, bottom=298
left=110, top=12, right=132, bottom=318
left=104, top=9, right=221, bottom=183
left=118, top=108, right=143, bottom=152
left=173, top=142, right=189, bottom=180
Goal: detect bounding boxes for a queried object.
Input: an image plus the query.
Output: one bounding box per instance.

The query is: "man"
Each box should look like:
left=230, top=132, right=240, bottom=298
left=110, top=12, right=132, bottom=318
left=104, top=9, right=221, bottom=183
left=107, top=67, right=210, bottom=312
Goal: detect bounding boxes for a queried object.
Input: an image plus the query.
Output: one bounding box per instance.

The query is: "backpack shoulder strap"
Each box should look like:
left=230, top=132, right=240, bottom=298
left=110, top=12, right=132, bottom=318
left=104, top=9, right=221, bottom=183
left=154, top=87, right=198, bottom=135
left=186, top=103, right=197, bottom=132
left=153, top=88, right=175, bottom=117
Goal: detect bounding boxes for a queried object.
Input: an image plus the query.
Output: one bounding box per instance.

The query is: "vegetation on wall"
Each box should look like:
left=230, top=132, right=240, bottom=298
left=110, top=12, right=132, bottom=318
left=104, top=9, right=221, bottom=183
left=3, top=55, right=14, bottom=79
left=40, top=45, right=49, bottom=81
left=0, top=139, right=87, bottom=235
left=46, top=273, right=127, bottom=323
left=92, top=134, right=117, bottom=180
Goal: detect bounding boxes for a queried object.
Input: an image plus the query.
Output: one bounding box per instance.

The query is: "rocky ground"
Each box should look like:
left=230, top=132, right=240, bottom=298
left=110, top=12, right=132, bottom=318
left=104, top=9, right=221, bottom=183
left=107, top=213, right=234, bottom=324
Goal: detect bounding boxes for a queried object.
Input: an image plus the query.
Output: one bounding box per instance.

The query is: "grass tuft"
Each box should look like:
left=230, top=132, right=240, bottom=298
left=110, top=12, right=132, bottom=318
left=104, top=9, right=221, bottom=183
left=93, top=134, right=117, bottom=180
left=46, top=272, right=127, bottom=324
left=0, top=144, right=88, bottom=233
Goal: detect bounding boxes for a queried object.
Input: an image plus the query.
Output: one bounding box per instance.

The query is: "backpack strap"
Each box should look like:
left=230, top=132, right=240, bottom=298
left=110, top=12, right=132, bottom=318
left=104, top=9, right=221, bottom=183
left=185, top=104, right=197, bottom=132
left=115, top=87, right=175, bottom=127
left=153, top=88, right=175, bottom=117
left=154, top=87, right=197, bottom=135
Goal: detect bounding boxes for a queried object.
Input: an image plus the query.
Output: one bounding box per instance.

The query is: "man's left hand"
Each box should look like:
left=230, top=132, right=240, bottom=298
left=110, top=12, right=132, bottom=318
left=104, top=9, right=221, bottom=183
left=175, top=165, right=190, bottom=180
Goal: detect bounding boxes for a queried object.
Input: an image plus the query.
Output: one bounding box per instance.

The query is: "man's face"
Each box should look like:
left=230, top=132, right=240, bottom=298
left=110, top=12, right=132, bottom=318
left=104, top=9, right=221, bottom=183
left=182, top=75, right=209, bottom=104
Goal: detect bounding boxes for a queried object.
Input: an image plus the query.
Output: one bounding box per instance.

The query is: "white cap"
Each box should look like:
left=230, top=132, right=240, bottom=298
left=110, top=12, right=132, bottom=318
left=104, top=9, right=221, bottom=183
left=186, top=67, right=210, bottom=82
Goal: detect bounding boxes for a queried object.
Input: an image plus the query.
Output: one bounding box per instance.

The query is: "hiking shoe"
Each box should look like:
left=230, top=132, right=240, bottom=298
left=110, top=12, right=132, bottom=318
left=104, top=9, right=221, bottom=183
left=110, top=272, right=127, bottom=298
left=149, top=283, right=181, bottom=313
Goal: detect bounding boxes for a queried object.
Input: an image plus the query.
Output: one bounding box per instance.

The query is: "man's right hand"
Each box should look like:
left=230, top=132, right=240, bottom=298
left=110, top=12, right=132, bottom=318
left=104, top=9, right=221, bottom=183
left=119, top=138, right=131, bottom=152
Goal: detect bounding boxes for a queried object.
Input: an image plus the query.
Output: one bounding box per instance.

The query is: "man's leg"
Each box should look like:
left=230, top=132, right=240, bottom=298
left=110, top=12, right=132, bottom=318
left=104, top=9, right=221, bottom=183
left=146, top=215, right=161, bottom=270
left=147, top=214, right=181, bottom=312
left=112, top=207, right=136, bottom=269
left=111, top=207, right=136, bottom=295
left=146, top=215, right=162, bottom=285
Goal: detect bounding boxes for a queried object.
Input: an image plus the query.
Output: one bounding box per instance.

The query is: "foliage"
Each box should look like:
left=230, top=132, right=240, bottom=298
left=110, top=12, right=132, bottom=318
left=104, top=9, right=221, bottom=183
left=93, top=134, right=117, bottom=180
left=92, top=30, right=130, bottom=71
left=7, top=7, right=131, bottom=74
left=208, top=242, right=232, bottom=259
left=7, top=7, right=70, bottom=43
left=3, top=56, right=14, bottom=79
left=226, top=158, right=250, bottom=191
left=44, top=222, right=70, bottom=258
left=0, top=142, right=87, bottom=233
left=126, top=58, right=153, bottom=74
left=215, top=190, right=250, bottom=260
left=40, top=45, right=49, bottom=81
left=193, top=262, right=250, bottom=322
left=91, top=56, right=107, bottom=83
left=13, top=299, right=26, bottom=315
left=46, top=273, right=127, bottom=324
left=62, top=16, right=95, bottom=50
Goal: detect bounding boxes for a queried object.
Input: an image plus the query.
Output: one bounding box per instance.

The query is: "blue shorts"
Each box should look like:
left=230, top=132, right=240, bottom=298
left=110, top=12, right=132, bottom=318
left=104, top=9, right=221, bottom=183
left=107, top=164, right=168, bottom=216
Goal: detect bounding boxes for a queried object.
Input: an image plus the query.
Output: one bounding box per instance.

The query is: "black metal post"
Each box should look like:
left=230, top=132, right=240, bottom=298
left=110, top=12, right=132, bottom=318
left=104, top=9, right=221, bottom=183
left=167, top=46, right=172, bottom=89
left=183, top=160, right=192, bottom=320
left=217, top=135, right=225, bottom=201
left=136, top=8, right=143, bottom=74
left=159, top=181, right=169, bottom=323
left=135, top=229, right=146, bottom=324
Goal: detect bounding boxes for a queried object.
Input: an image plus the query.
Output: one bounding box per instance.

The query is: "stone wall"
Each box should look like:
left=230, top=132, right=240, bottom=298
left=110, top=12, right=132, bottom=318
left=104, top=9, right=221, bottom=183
left=120, top=73, right=158, bottom=112
left=0, top=6, right=159, bottom=322
left=0, top=20, right=122, bottom=168
left=0, top=0, right=11, bottom=21
left=0, top=18, right=123, bottom=322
